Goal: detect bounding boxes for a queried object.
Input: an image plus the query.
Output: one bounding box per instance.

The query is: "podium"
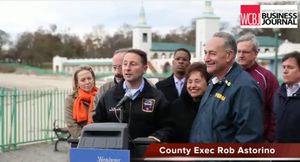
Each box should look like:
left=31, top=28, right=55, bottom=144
left=69, top=123, right=155, bottom=162
left=70, top=123, right=130, bottom=162
left=77, top=123, right=128, bottom=149
left=70, top=148, right=130, bottom=162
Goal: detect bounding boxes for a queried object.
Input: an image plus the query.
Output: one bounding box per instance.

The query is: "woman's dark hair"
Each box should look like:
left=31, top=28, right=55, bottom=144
left=185, top=62, right=211, bottom=82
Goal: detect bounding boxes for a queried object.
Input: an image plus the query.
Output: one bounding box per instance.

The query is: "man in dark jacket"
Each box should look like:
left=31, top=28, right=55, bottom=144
left=93, top=49, right=173, bottom=143
left=155, top=48, right=191, bottom=102
left=274, top=51, right=300, bottom=142
left=190, top=32, right=263, bottom=143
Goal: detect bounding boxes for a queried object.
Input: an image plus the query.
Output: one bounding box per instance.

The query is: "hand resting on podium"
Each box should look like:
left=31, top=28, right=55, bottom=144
left=132, top=136, right=160, bottom=145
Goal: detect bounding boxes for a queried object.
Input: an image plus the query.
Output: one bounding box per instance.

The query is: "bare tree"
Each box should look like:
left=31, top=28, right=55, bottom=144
left=0, top=30, right=10, bottom=54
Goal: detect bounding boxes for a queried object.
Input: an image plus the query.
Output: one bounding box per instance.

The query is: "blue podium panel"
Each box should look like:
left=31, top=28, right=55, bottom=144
left=70, top=148, right=130, bottom=162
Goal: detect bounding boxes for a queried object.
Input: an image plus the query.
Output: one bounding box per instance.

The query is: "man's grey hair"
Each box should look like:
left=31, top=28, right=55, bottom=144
left=236, top=33, right=259, bottom=52
left=213, top=32, right=237, bottom=56
left=113, top=48, right=130, bottom=56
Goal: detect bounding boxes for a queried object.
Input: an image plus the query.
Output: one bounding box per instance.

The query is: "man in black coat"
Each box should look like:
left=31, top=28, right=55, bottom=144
left=273, top=51, right=300, bottom=142
left=155, top=48, right=191, bottom=102
left=93, top=49, right=173, bottom=143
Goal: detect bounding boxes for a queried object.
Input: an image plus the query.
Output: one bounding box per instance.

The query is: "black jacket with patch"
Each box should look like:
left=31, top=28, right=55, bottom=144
left=93, top=78, right=173, bottom=142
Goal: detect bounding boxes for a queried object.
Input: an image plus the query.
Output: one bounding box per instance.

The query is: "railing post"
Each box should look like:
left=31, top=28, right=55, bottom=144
left=46, top=90, right=53, bottom=141
left=9, top=88, right=17, bottom=150
left=0, top=88, right=5, bottom=152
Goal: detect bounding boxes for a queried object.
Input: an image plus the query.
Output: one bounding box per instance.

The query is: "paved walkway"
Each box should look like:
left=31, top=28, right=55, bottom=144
left=0, top=142, right=69, bottom=162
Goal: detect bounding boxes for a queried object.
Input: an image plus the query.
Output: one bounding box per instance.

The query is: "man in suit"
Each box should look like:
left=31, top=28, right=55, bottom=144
left=274, top=51, right=300, bottom=142
left=155, top=48, right=191, bottom=102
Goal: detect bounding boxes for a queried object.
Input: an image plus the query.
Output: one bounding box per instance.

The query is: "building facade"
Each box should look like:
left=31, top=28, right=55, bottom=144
left=53, top=0, right=219, bottom=75
left=52, top=0, right=298, bottom=81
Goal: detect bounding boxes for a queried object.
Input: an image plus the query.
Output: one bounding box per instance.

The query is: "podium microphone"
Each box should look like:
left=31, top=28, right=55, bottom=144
left=115, top=92, right=132, bottom=108
left=115, top=92, right=133, bottom=123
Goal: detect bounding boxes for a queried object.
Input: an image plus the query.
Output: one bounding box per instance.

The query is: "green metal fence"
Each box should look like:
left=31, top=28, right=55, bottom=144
left=0, top=88, right=71, bottom=152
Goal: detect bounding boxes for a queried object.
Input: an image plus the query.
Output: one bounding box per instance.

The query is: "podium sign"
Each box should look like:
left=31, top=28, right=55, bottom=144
left=70, top=148, right=130, bottom=162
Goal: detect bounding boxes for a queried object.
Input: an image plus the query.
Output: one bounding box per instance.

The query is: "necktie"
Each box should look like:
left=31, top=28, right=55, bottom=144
left=177, top=80, right=184, bottom=96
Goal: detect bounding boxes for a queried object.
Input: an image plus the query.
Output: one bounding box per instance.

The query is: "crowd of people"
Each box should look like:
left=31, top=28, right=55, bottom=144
left=64, top=31, right=300, bottom=145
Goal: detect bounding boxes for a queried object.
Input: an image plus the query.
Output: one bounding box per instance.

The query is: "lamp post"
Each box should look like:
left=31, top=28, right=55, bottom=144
left=273, top=28, right=280, bottom=78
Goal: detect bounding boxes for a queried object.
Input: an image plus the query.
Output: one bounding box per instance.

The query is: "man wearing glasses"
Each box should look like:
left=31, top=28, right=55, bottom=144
left=93, top=48, right=128, bottom=108
left=237, top=33, right=279, bottom=142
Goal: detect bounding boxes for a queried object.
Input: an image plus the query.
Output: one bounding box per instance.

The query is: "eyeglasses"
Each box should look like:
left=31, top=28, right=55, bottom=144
left=113, top=65, right=122, bottom=70
left=237, top=50, right=254, bottom=54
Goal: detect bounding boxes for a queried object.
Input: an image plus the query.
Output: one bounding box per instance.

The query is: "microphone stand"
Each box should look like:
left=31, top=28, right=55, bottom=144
left=119, top=105, right=124, bottom=123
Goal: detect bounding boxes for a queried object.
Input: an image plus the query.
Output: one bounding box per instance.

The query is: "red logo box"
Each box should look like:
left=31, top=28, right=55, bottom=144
left=240, top=5, right=260, bottom=26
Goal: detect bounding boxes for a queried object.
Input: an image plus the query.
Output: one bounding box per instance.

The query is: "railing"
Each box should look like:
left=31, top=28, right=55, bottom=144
left=0, top=88, right=71, bottom=152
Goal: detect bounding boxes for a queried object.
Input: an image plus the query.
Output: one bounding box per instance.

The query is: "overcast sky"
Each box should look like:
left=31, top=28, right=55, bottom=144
left=0, top=0, right=258, bottom=40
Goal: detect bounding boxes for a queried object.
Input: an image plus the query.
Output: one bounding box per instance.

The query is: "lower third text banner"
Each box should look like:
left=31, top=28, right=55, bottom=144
left=143, top=143, right=300, bottom=161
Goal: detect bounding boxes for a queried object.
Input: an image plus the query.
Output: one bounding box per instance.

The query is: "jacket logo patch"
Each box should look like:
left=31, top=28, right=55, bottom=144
left=215, top=92, right=226, bottom=101
left=142, top=98, right=155, bottom=112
